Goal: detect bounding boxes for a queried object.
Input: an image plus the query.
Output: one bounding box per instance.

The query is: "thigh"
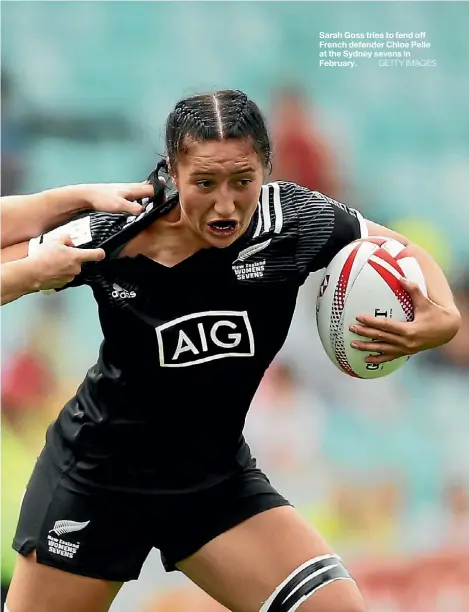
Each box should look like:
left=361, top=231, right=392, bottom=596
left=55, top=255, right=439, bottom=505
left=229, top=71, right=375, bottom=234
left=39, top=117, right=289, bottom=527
left=177, top=505, right=366, bottom=612
left=6, top=552, right=122, bottom=612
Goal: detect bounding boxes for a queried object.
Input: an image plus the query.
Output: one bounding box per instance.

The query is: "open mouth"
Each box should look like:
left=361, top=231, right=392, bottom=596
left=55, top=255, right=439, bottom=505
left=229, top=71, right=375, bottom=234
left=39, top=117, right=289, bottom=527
left=207, top=220, right=239, bottom=237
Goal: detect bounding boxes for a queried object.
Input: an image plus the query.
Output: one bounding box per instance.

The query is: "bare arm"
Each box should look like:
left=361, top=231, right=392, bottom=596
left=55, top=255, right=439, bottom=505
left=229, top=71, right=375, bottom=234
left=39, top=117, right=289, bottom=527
left=2, top=187, right=91, bottom=247
left=2, top=257, right=44, bottom=305
left=1, top=182, right=154, bottom=248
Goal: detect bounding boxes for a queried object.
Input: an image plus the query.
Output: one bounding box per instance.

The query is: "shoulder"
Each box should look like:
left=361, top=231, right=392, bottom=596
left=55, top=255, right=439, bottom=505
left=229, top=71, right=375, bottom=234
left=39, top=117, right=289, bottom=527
left=259, top=181, right=334, bottom=217
left=246, top=181, right=332, bottom=245
left=234, top=183, right=363, bottom=282
left=265, top=181, right=365, bottom=228
left=256, top=181, right=338, bottom=237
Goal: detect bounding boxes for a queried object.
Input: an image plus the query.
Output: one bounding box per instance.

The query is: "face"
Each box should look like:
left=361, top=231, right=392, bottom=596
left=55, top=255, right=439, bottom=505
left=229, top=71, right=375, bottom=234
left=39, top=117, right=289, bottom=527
left=170, top=139, right=264, bottom=248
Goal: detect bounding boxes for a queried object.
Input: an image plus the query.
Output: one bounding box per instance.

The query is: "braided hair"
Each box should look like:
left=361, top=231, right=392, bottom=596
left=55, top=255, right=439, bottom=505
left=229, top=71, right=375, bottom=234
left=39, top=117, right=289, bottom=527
left=148, top=90, right=272, bottom=186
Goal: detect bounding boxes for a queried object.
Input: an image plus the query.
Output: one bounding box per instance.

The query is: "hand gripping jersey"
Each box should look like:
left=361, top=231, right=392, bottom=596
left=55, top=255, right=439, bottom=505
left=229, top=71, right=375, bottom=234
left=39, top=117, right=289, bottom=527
left=30, top=182, right=367, bottom=493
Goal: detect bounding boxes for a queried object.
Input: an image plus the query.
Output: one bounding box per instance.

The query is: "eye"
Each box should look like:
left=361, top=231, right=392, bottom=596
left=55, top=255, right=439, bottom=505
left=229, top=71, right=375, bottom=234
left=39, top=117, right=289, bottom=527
left=196, top=180, right=213, bottom=189
left=236, top=178, right=252, bottom=187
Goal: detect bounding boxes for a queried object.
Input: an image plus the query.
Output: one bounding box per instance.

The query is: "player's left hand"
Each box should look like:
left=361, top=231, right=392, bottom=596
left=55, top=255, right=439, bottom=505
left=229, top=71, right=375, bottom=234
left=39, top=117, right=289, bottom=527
left=348, top=277, right=461, bottom=364
left=81, top=182, right=163, bottom=216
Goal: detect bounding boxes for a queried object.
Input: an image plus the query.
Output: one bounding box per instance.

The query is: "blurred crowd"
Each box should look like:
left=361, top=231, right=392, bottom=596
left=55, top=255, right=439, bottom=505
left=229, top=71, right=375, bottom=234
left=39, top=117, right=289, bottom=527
left=2, top=2, right=469, bottom=610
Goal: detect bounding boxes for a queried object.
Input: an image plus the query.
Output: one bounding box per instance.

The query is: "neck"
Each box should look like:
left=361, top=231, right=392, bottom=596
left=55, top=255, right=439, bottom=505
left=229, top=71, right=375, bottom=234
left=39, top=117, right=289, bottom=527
left=149, top=204, right=207, bottom=249
left=120, top=205, right=208, bottom=267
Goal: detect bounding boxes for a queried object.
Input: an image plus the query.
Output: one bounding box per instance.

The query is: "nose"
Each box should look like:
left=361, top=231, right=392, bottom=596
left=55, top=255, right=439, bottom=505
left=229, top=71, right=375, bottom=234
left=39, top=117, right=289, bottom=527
left=213, top=192, right=236, bottom=218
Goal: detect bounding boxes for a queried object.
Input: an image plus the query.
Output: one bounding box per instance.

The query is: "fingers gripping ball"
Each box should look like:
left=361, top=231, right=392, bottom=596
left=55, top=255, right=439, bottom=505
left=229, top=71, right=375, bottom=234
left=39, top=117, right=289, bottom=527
left=316, top=237, right=427, bottom=379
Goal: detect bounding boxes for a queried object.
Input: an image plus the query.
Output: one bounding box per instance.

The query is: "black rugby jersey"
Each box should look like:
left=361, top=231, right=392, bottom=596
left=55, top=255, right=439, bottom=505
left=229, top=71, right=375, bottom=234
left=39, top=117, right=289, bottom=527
left=30, top=182, right=367, bottom=493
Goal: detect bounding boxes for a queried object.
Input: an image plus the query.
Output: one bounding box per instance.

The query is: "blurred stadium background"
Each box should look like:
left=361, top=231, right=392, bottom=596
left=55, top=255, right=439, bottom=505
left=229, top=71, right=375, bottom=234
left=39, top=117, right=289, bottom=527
left=1, top=2, right=469, bottom=610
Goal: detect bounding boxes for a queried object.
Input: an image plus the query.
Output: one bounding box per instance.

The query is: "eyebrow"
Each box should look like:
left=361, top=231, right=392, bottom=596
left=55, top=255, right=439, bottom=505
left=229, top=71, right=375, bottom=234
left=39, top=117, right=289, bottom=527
left=190, top=167, right=256, bottom=176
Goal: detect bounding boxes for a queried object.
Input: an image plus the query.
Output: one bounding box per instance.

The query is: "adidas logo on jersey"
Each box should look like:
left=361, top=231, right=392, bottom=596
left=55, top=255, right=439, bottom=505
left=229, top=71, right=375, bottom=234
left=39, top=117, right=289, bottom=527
left=111, top=283, right=136, bottom=299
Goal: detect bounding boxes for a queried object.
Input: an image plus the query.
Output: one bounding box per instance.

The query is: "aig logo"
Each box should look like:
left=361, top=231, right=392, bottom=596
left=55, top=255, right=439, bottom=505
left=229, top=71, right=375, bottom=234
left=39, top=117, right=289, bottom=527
left=155, top=311, right=255, bottom=367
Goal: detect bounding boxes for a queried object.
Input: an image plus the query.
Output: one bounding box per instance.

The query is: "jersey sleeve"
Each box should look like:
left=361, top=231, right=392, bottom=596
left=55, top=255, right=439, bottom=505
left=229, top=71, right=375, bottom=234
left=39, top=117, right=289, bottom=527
left=27, top=211, right=127, bottom=290
left=282, top=182, right=368, bottom=276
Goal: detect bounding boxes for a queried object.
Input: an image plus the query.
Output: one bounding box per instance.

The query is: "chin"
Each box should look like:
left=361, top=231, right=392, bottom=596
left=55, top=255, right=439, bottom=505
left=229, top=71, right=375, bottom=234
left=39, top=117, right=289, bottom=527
left=205, top=234, right=238, bottom=249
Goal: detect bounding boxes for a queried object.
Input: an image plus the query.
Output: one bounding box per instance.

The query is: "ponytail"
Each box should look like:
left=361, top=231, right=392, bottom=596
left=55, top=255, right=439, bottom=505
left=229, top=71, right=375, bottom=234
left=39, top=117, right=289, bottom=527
left=147, top=157, right=169, bottom=200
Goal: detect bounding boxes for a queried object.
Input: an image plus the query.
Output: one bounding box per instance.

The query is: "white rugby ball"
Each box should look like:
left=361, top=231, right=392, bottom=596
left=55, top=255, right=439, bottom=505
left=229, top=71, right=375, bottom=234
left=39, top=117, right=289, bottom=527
left=316, top=236, right=427, bottom=379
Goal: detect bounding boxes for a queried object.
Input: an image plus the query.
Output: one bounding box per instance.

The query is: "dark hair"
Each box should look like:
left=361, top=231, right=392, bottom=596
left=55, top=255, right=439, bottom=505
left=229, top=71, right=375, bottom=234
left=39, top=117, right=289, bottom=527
left=148, top=90, right=272, bottom=186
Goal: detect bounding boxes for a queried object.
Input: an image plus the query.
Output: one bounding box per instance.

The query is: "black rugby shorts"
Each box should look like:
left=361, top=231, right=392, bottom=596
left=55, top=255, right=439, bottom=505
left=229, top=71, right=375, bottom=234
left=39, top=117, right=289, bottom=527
left=13, top=445, right=290, bottom=581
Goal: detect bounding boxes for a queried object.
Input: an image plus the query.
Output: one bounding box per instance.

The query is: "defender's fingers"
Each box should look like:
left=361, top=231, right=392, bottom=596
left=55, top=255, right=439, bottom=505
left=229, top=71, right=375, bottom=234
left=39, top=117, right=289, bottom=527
left=53, top=234, right=75, bottom=248
left=75, top=247, right=106, bottom=263
left=115, top=197, right=144, bottom=215
left=122, top=183, right=157, bottom=200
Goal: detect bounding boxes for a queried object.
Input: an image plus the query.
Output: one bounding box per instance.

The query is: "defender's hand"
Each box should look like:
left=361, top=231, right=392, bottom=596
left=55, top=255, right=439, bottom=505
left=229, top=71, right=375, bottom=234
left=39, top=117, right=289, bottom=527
left=81, top=182, right=157, bottom=216
left=30, top=235, right=105, bottom=291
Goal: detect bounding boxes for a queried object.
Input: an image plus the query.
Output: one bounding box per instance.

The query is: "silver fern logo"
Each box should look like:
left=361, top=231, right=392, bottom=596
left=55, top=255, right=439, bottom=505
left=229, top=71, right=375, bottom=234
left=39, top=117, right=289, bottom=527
left=49, top=520, right=90, bottom=536
left=235, top=238, right=271, bottom=263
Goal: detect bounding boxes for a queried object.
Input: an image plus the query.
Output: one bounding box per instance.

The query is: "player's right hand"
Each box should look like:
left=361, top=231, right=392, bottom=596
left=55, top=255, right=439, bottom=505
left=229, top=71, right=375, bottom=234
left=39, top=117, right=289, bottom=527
left=30, top=234, right=105, bottom=291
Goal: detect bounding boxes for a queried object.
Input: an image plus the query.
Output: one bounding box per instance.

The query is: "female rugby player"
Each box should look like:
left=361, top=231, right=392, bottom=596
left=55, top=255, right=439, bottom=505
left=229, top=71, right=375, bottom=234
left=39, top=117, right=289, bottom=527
left=3, top=90, right=460, bottom=612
